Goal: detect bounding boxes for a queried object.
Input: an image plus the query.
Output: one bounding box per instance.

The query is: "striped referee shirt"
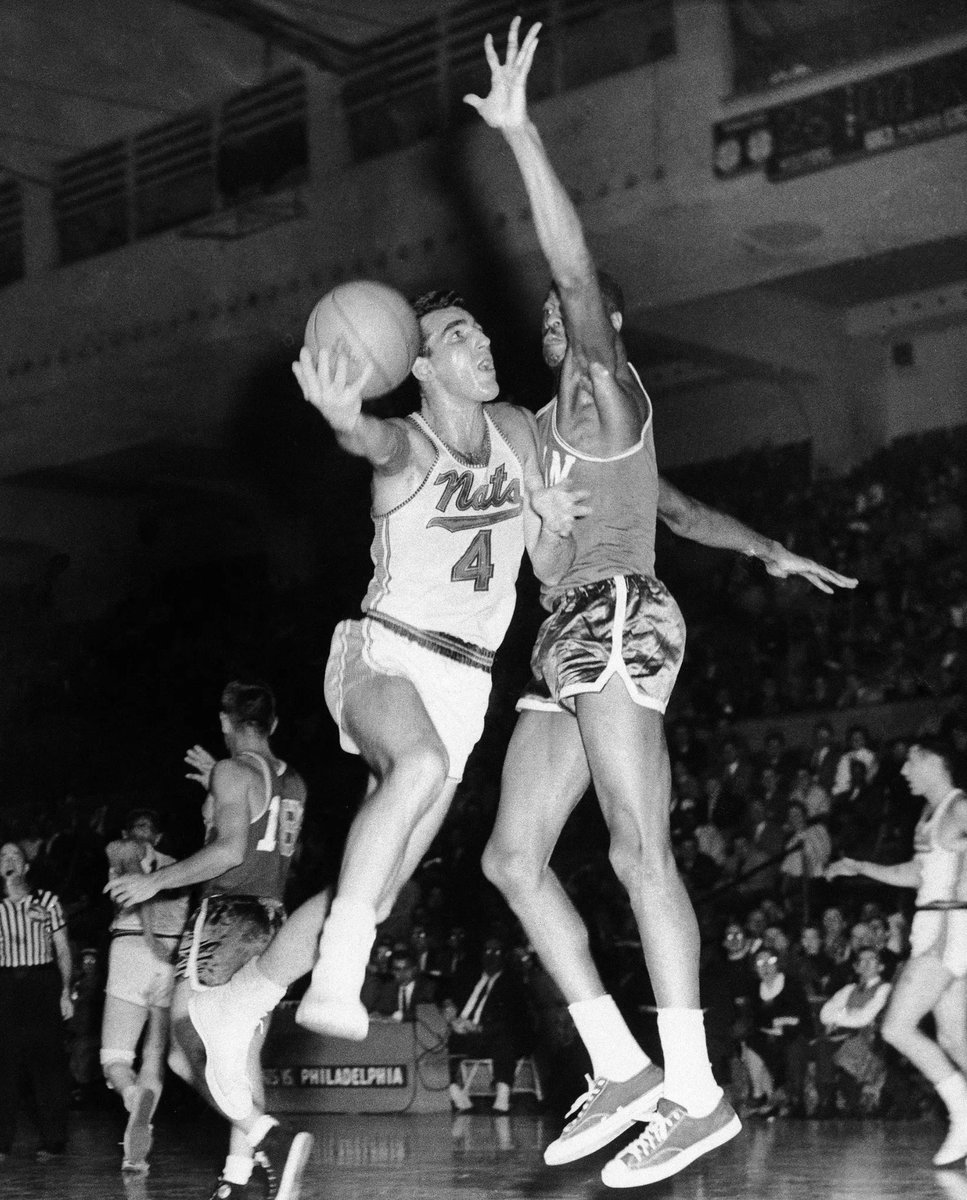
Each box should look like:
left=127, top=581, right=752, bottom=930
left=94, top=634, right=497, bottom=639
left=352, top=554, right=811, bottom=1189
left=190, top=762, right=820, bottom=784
left=0, top=889, right=65, bottom=967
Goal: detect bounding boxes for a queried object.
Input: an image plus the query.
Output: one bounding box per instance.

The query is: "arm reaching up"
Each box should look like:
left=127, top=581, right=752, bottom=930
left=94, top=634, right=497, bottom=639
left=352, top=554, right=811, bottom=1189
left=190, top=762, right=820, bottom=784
left=466, top=19, right=638, bottom=445
left=293, top=346, right=411, bottom=475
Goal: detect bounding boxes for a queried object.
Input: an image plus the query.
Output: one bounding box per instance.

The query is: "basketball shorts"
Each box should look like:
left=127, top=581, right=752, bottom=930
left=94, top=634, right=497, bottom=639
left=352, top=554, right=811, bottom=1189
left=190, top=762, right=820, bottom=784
left=175, top=895, right=285, bottom=990
left=518, top=574, right=686, bottom=716
left=325, top=614, right=494, bottom=781
left=910, top=908, right=967, bottom=977
left=105, top=933, right=179, bottom=1009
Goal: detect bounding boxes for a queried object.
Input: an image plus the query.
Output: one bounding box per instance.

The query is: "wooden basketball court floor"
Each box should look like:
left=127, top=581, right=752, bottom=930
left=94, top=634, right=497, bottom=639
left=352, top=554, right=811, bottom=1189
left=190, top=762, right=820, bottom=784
left=4, top=1106, right=967, bottom=1200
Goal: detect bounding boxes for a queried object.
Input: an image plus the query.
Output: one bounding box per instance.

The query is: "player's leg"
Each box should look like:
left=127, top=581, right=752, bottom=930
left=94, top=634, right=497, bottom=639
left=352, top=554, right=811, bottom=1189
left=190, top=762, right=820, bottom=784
left=296, top=671, right=452, bottom=1036
left=576, top=679, right=739, bottom=1187
left=483, top=707, right=663, bottom=1163
left=881, top=956, right=967, bottom=1164
left=100, top=992, right=149, bottom=1103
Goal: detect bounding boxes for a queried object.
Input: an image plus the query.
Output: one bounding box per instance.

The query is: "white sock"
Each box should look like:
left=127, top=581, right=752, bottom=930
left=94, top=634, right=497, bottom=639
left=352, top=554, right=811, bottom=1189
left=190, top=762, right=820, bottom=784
left=937, top=1072, right=967, bottom=1120
left=568, top=994, right=651, bottom=1082
left=312, top=895, right=377, bottom=999
left=222, top=1154, right=254, bottom=1185
left=656, top=1007, right=722, bottom=1117
left=246, top=1115, right=277, bottom=1150
left=232, top=957, right=286, bottom=1018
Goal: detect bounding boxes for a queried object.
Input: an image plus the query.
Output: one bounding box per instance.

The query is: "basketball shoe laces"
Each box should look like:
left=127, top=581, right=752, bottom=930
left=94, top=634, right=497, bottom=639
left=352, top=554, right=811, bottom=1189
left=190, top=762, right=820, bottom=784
left=621, top=1107, right=680, bottom=1162
left=565, top=1075, right=606, bottom=1123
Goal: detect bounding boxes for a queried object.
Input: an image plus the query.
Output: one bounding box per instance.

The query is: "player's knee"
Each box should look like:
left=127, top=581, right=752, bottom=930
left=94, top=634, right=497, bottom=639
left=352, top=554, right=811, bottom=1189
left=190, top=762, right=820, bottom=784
left=481, top=839, right=539, bottom=898
left=390, top=742, right=449, bottom=805
left=608, top=832, right=674, bottom=890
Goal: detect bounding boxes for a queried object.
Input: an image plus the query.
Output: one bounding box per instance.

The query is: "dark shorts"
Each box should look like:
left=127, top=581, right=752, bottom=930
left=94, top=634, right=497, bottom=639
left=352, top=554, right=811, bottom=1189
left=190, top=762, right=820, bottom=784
left=175, top=894, right=285, bottom=989
left=518, top=574, right=686, bottom=716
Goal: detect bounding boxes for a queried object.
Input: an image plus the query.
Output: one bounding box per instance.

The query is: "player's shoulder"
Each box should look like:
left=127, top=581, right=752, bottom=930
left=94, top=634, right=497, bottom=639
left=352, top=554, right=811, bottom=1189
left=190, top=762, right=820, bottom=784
left=489, top=400, right=539, bottom=448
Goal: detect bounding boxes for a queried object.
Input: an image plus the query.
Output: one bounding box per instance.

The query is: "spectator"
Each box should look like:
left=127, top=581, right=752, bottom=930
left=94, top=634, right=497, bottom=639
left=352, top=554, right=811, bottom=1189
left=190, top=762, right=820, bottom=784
left=809, top=721, right=841, bottom=795
left=443, top=935, right=532, bottom=1114
left=0, top=841, right=74, bottom=1161
left=386, top=948, right=436, bottom=1022
left=748, top=946, right=812, bottom=1117
left=780, top=800, right=832, bottom=908
left=817, top=947, right=891, bottom=1115
left=834, top=725, right=879, bottom=795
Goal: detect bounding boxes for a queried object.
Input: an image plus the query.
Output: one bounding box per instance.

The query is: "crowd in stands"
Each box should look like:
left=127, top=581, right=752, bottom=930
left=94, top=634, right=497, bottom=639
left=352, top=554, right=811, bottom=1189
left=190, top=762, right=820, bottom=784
left=1, top=425, right=966, bottom=1152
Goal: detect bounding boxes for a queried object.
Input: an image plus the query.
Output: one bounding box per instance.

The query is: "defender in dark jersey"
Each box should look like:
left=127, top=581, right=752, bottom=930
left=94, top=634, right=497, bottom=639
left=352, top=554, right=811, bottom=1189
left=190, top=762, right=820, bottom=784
left=466, top=20, right=857, bottom=1187
left=106, top=681, right=314, bottom=1200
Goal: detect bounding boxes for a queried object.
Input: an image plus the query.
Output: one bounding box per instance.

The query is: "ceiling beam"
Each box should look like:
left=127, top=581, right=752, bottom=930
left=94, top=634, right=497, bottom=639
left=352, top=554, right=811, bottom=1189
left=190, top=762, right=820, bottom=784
left=171, top=0, right=359, bottom=73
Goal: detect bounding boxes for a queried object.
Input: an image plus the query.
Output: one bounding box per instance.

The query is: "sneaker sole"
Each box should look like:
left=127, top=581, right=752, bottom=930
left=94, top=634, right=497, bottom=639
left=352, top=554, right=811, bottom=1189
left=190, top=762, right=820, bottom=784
left=600, top=1113, right=742, bottom=1187
left=295, top=995, right=368, bottom=1041
left=188, top=994, right=255, bottom=1121
left=122, top=1088, right=154, bottom=1171
left=544, top=1080, right=665, bottom=1165
left=277, top=1131, right=314, bottom=1200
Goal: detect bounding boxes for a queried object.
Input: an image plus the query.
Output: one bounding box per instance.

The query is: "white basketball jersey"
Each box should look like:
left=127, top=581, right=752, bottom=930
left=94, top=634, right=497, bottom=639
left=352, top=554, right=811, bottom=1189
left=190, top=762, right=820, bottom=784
left=362, top=409, right=526, bottom=654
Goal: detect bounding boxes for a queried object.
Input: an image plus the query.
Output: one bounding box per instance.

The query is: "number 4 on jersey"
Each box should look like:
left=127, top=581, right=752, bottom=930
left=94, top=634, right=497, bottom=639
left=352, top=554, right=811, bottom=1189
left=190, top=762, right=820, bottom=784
left=451, top=529, right=494, bottom=592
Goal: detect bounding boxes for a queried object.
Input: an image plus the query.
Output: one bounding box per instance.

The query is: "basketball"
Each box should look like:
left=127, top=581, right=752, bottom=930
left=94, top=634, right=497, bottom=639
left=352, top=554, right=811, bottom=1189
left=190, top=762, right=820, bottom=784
left=303, top=280, right=420, bottom=400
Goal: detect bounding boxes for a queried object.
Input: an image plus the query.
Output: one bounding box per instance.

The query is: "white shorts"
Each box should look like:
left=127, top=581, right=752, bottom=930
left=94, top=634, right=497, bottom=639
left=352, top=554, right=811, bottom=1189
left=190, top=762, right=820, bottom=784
left=910, top=908, right=967, bottom=977
left=105, top=934, right=178, bottom=1009
left=325, top=615, right=493, bottom=781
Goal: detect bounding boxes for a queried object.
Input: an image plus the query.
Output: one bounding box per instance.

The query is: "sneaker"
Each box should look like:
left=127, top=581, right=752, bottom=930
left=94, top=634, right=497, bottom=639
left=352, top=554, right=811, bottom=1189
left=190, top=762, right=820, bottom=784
left=933, top=1119, right=967, bottom=1167
left=188, top=985, right=260, bottom=1121
left=208, top=1181, right=249, bottom=1200
left=600, top=1096, right=742, bottom=1188
left=543, top=1062, right=665, bottom=1166
left=121, top=1085, right=155, bottom=1173
left=253, top=1123, right=314, bottom=1200
left=295, top=992, right=368, bottom=1041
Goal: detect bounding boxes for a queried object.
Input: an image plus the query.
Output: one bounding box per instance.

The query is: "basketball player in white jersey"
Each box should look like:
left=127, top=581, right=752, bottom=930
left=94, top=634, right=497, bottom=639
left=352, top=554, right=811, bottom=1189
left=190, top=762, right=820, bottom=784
left=828, top=737, right=967, bottom=1166
left=107, top=682, right=313, bottom=1200
left=465, top=19, right=857, bottom=1186
left=181, top=290, right=588, bottom=1124
left=101, top=808, right=189, bottom=1174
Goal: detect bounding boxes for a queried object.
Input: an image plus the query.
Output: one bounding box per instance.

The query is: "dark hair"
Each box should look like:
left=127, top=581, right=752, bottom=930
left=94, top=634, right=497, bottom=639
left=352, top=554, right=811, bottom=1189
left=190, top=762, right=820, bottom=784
left=125, top=808, right=161, bottom=834
left=411, top=289, right=469, bottom=355
left=220, top=680, right=276, bottom=734
left=910, top=734, right=956, bottom=776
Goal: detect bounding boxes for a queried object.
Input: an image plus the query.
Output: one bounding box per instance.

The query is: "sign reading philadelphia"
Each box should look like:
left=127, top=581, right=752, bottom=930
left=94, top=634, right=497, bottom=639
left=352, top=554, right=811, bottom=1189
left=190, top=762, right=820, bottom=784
left=263, top=1065, right=408, bottom=1088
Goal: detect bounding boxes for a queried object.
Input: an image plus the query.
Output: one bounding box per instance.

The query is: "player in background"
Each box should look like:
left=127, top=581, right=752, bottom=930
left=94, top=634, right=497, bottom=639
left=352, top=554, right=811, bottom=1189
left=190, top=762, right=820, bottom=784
left=465, top=19, right=857, bottom=1187
left=107, top=682, right=314, bottom=1200
left=101, top=808, right=189, bottom=1173
left=828, top=737, right=967, bottom=1167
left=180, top=291, right=587, bottom=1126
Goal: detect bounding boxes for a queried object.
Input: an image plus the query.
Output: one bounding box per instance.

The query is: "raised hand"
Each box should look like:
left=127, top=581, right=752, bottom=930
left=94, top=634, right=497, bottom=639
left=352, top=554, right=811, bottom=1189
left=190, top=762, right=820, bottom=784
left=463, top=16, right=541, bottom=130
left=529, top=476, right=590, bottom=538
left=292, top=345, right=375, bottom=435
left=761, top=544, right=859, bottom=595
left=184, top=744, right=216, bottom=789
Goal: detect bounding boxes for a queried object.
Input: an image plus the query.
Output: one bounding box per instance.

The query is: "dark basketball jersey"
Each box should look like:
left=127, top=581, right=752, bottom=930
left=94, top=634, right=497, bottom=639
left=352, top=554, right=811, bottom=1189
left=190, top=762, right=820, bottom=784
left=537, top=365, right=659, bottom=605
left=202, top=752, right=305, bottom=903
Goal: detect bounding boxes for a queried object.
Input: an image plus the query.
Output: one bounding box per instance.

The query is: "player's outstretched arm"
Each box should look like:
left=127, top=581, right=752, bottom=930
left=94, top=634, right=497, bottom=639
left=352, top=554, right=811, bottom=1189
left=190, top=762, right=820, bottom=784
left=465, top=19, right=619, bottom=378
left=826, top=856, right=920, bottom=889
left=657, top=476, right=858, bottom=595
left=293, top=346, right=410, bottom=475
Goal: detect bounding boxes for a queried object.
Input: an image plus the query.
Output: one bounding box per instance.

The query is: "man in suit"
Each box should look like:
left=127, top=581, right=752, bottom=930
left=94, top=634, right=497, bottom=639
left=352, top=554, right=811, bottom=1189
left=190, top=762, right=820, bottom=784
left=388, top=948, right=436, bottom=1021
left=443, top=936, right=531, bottom=1113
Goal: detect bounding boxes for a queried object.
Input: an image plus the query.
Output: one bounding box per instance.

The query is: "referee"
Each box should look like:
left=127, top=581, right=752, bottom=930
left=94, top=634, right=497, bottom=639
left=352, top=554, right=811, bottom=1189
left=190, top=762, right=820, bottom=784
left=0, top=840, right=74, bottom=1161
